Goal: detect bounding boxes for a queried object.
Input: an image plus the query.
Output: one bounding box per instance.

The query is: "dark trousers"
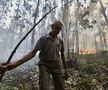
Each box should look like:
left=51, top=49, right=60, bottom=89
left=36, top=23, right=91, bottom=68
left=39, top=61, right=65, bottom=90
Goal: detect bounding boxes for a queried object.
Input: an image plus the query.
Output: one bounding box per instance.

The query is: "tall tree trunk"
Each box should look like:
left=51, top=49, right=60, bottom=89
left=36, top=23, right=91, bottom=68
left=100, top=24, right=107, bottom=50
left=71, top=29, right=76, bottom=56
left=75, top=19, right=79, bottom=55
left=31, top=0, right=40, bottom=49
left=10, top=0, right=21, bottom=48
left=75, top=0, right=80, bottom=56
left=83, top=31, right=87, bottom=51
left=97, top=23, right=104, bottom=50
left=94, top=31, right=98, bottom=52
left=61, top=0, right=69, bottom=57
left=67, top=21, right=71, bottom=58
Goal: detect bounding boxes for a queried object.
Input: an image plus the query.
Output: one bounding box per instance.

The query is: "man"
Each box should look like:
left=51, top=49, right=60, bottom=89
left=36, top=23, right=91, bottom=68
left=0, top=20, right=68, bottom=90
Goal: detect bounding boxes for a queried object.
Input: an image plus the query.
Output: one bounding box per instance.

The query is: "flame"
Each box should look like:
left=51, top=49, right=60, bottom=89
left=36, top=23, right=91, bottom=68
left=80, top=50, right=96, bottom=55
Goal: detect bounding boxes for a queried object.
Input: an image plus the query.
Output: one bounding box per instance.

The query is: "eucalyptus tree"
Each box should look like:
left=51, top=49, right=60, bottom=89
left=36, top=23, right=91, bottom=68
left=100, top=22, right=107, bottom=50
left=94, top=31, right=98, bottom=52
left=31, top=0, right=40, bottom=49
left=11, top=0, right=21, bottom=48
left=0, top=0, right=14, bottom=49
left=77, top=0, right=108, bottom=53
left=99, top=0, right=108, bottom=28
left=61, top=0, right=74, bottom=58
left=91, top=0, right=108, bottom=51
left=96, top=19, right=107, bottom=51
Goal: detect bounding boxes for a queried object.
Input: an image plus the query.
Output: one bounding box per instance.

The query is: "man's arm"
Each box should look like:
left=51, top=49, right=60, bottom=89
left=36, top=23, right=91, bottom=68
left=61, top=49, right=69, bottom=80
left=60, top=40, right=69, bottom=80
left=1, top=36, right=43, bottom=71
left=61, top=50, right=67, bottom=71
left=60, top=40, right=67, bottom=70
left=3, top=48, right=38, bottom=71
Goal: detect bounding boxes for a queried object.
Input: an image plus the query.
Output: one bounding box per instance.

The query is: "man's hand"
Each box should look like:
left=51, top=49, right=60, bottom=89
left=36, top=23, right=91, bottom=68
left=0, top=64, right=7, bottom=72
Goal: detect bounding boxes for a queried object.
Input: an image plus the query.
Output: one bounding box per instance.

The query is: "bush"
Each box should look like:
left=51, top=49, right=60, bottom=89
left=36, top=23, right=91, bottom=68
left=0, top=83, right=18, bottom=90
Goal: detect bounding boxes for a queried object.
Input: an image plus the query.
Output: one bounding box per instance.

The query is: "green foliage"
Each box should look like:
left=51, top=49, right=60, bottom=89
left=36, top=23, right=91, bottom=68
left=2, top=67, right=39, bottom=90
left=0, top=83, right=18, bottom=90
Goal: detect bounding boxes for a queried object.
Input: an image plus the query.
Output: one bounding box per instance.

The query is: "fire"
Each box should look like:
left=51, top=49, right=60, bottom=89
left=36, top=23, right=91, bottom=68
left=80, top=50, right=96, bottom=55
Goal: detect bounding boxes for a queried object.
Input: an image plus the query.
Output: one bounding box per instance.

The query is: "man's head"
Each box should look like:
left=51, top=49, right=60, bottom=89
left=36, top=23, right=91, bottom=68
left=51, top=20, right=63, bottom=36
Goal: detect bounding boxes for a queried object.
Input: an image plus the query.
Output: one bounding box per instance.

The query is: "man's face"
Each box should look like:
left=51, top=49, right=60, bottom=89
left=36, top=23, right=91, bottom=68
left=52, top=25, right=62, bottom=36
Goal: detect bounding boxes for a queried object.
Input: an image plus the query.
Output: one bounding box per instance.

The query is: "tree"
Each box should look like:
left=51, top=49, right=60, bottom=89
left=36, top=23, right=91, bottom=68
left=31, top=0, right=40, bottom=49
left=99, top=0, right=108, bottom=28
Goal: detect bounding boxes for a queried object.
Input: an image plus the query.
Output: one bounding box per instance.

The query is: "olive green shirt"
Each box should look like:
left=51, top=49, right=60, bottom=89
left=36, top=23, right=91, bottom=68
left=35, top=34, right=64, bottom=62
